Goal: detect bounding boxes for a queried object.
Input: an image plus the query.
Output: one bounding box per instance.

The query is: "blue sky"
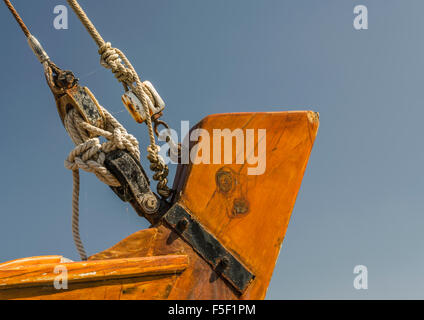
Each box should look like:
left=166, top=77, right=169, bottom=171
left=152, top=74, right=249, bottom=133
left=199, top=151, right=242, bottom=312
left=1, top=0, right=424, bottom=299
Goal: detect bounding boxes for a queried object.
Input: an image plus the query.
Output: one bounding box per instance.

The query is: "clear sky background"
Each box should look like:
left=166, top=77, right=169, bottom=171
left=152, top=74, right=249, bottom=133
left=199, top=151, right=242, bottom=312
left=0, top=0, right=423, bottom=299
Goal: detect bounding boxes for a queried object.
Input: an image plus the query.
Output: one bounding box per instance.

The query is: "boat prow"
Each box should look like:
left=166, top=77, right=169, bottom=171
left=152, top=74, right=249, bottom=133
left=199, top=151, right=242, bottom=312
left=0, top=110, right=319, bottom=300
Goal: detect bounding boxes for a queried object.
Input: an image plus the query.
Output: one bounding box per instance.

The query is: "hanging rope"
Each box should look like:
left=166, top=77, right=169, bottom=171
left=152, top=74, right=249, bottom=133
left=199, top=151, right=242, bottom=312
left=70, top=170, right=85, bottom=260
left=64, top=107, right=141, bottom=260
left=66, top=0, right=171, bottom=199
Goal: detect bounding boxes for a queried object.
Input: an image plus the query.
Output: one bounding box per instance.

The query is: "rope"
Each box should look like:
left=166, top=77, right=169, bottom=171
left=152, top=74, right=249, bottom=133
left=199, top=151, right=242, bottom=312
left=64, top=106, right=140, bottom=260
left=66, top=0, right=171, bottom=198
left=3, top=0, right=52, bottom=65
left=66, top=0, right=105, bottom=47
left=3, top=0, right=30, bottom=38
left=71, top=170, right=86, bottom=260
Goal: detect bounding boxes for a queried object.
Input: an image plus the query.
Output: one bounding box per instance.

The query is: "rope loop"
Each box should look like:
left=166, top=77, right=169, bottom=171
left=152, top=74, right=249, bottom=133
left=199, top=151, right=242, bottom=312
left=64, top=107, right=140, bottom=187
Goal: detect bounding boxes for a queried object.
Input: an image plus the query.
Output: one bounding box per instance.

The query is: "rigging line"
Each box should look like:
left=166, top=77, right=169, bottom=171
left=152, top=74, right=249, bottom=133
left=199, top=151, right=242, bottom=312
left=66, top=0, right=156, bottom=148
left=67, top=0, right=172, bottom=198
left=66, top=0, right=105, bottom=47
left=2, top=0, right=88, bottom=261
left=3, top=0, right=30, bottom=38
left=3, top=0, right=51, bottom=65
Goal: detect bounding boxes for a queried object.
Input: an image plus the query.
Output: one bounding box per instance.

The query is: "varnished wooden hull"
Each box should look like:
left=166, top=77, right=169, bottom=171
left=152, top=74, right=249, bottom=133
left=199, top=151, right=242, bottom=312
left=0, top=254, right=188, bottom=300
left=0, top=111, right=319, bottom=300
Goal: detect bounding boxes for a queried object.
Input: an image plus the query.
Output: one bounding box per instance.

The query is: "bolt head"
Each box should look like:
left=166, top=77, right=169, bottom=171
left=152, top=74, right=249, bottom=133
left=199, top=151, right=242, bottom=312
left=57, top=70, right=76, bottom=89
left=140, top=194, right=158, bottom=215
left=177, top=218, right=189, bottom=231
left=218, top=257, right=230, bottom=269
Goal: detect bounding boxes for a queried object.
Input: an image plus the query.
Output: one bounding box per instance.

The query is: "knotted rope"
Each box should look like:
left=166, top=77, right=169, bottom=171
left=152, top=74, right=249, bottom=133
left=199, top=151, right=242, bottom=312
left=64, top=107, right=140, bottom=260
left=67, top=0, right=171, bottom=199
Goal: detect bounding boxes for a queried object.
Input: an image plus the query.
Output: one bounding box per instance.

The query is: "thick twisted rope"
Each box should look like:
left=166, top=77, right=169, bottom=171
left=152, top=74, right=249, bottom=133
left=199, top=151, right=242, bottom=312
left=70, top=170, right=85, bottom=260
left=66, top=0, right=171, bottom=198
left=64, top=107, right=140, bottom=260
left=3, top=0, right=30, bottom=37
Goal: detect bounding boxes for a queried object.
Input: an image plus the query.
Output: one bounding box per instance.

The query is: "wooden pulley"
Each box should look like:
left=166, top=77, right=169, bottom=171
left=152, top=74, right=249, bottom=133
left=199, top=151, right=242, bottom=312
left=55, top=85, right=105, bottom=136
left=43, top=63, right=105, bottom=137
left=121, top=81, right=165, bottom=124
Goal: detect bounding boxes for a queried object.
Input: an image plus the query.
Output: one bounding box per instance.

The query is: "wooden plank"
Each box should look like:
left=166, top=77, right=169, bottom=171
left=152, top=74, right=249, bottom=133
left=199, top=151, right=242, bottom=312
left=0, top=275, right=180, bottom=300
left=0, top=255, right=188, bottom=290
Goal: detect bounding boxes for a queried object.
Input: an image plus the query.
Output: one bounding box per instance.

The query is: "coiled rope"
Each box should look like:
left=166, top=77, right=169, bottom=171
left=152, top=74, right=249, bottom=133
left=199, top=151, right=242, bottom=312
left=66, top=0, right=171, bottom=199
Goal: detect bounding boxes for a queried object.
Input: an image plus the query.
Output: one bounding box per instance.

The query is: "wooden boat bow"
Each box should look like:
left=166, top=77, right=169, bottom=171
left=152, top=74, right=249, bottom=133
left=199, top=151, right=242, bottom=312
left=1, top=0, right=320, bottom=301
left=0, top=110, right=319, bottom=300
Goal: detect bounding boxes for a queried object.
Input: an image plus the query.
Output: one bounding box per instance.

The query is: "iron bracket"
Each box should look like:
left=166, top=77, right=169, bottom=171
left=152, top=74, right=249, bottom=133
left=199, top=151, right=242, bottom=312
left=104, top=150, right=159, bottom=216
left=162, top=203, right=255, bottom=294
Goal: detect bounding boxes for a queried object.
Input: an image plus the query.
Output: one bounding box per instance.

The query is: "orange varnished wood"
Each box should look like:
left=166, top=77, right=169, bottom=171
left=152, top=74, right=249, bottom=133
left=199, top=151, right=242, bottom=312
left=0, top=255, right=188, bottom=299
left=1, top=275, right=181, bottom=300
left=0, top=256, right=69, bottom=269
left=89, top=227, right=158, bottom=260
left=174, top=111, right=319, bottom=299
left=92, top=226, right=238, bottom=300
left=0, top=110, right=318, bottom=300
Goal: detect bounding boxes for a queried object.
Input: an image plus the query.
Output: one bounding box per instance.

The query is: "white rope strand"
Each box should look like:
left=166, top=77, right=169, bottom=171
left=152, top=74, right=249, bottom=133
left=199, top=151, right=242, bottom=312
left=71, top=170, right=87, bottom=261
left=64, top=106, right=140, bottom=260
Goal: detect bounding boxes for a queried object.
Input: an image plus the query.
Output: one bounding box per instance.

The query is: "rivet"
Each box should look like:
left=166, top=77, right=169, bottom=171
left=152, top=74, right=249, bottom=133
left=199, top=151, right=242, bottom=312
left=218, top=257, right=230, bottom=270
left=177, top=218, right=189, bottom=232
